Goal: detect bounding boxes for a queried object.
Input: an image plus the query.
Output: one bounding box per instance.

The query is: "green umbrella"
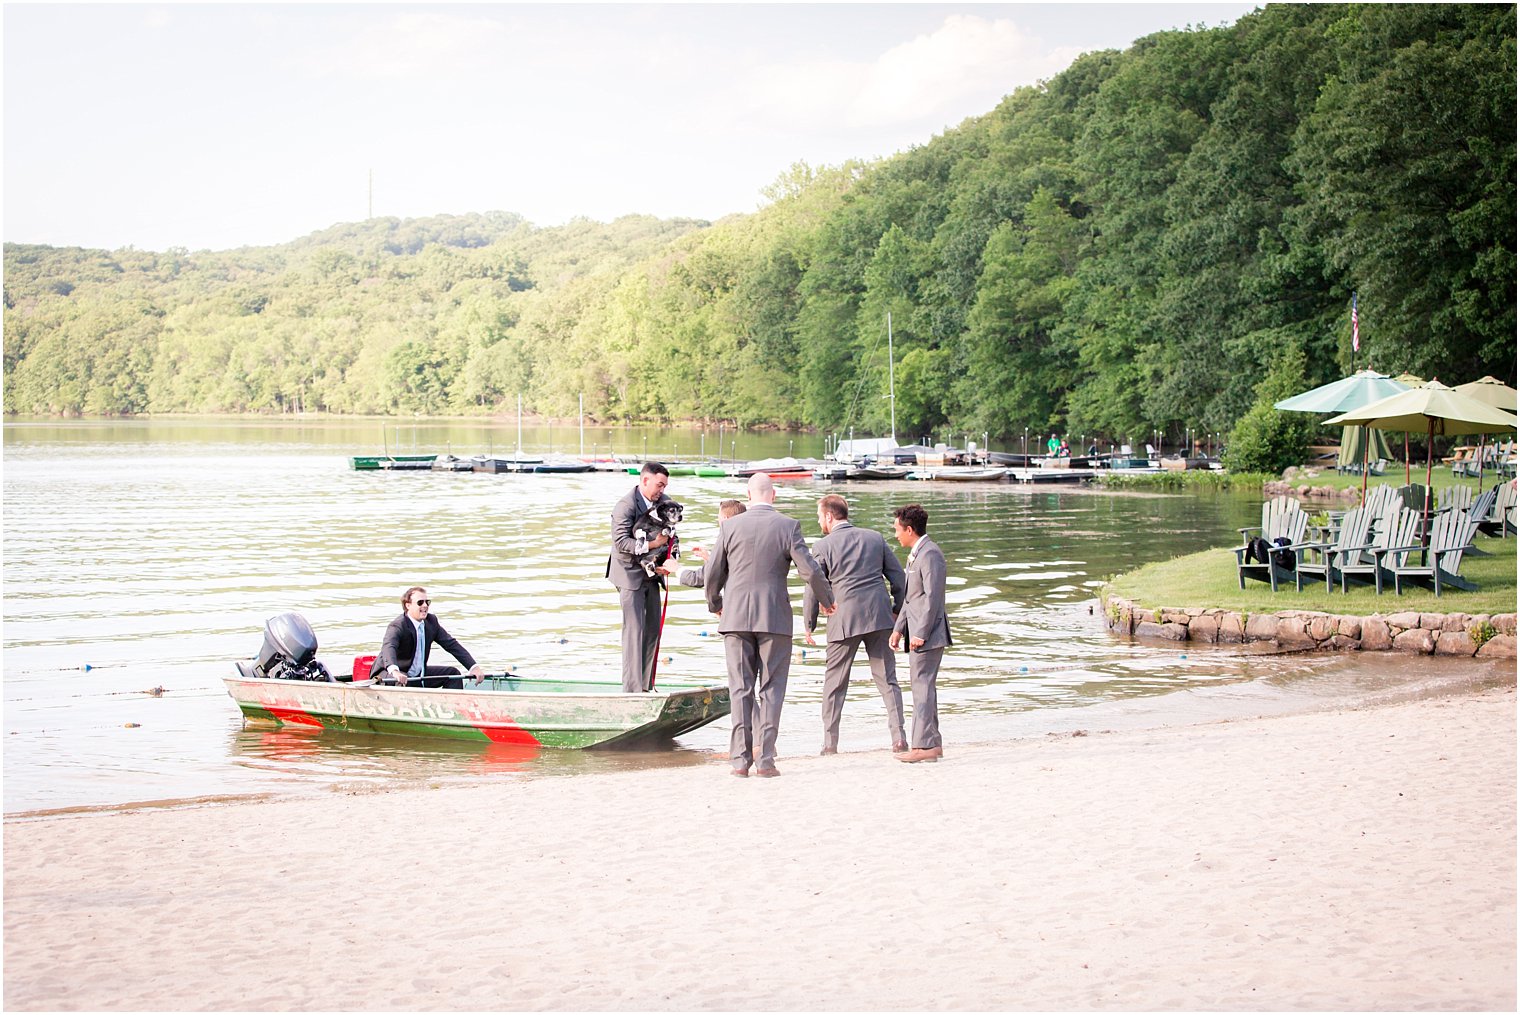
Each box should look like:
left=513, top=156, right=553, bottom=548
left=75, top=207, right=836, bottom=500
left=1326, top=381, right=1520, bottom=523
left=1452, top=377, right=1518, bottom=486
left=1336, top=425, right=1394, bottom=471
left=1454, top=375, right=1518, bottom=412
left=1275, top=370, right=1408, bottom=501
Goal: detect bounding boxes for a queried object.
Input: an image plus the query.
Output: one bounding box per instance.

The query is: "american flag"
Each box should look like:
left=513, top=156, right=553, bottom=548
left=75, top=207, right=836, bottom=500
left=1351, top=293, right=1359, bottom=353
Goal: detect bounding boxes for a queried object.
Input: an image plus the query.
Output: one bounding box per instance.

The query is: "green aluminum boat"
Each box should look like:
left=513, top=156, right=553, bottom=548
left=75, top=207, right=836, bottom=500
left=225, top=668, right=730, bottom=748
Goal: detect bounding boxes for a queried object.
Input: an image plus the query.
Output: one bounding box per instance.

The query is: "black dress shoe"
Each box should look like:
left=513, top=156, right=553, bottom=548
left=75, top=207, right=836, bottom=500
left=755, top=767, right=781, bottom=778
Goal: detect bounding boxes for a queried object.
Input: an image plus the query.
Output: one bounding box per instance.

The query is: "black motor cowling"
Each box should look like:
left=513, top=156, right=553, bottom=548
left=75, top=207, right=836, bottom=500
left=252, top=612, right=333, bottom=681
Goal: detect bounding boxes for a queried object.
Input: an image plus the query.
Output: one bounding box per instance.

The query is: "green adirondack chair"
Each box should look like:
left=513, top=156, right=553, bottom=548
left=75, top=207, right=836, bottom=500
left=1233, top=497, right=1308, bottom=591
left=1477, top=481, right=1516, bottom=539
left=1361, top=484, right=1400, bottom=521
left=1437, top=485, right=1473, bottom=514
left=1293, top=506, right=1375, bottom=593
left=1334, top=507, right=1422, bottom=594
left=1389, top=509, right=1481, bottom=597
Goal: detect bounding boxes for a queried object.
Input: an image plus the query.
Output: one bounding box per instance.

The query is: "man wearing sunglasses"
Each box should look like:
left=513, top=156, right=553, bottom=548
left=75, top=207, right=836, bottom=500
left=368, top=586, right=485, bottom=688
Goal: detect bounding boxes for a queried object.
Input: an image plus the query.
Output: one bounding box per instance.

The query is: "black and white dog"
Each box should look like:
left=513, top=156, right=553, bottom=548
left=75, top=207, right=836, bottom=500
left=633, top=498, right=683, bottom=578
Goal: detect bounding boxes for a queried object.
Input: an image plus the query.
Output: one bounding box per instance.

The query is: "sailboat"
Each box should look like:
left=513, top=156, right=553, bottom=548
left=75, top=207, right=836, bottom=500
left=829, top=313, right=902, bottom=468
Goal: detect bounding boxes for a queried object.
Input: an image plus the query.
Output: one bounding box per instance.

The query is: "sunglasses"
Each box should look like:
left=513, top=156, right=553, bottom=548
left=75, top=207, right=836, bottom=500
left=412, top=599, right=431, bottom=606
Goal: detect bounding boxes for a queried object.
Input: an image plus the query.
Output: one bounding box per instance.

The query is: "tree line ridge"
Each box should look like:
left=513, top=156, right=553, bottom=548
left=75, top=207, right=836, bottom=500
left=4, top=5, right=1514, bottom=449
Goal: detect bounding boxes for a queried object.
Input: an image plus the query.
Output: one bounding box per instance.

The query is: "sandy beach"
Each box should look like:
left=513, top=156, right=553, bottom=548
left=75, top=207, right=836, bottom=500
left=5, top=686, right=1514, bottom=1012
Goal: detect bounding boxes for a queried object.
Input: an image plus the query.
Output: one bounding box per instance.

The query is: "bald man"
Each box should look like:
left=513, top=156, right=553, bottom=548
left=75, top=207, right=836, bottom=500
left=704, top=475, right=834, bottom=778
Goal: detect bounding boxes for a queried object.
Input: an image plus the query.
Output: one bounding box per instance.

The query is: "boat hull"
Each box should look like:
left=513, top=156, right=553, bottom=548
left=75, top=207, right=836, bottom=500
left=350, top=455, right=436, bottom=471
left=224, top=673, right=731, bottom=748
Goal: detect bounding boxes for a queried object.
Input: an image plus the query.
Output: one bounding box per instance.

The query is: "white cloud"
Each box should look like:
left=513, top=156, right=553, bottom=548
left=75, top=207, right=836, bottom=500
left=736, top=15, right=1084, bottom=133
left=300, top=12, right=515, bottom=81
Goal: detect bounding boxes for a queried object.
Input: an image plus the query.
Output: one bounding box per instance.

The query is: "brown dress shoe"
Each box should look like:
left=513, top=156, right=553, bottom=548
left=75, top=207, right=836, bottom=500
left=820, top=747, right=838, bottom=756
left=897, top=746, right=943, bottom=764
left=891, top=741, right=909, bottom=754
left=731, top=767, right=750, bottom=778
left=755, top=767, right=781, bottom=778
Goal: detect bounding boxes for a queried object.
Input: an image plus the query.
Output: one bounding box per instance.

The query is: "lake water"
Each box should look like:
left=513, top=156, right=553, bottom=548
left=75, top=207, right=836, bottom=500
left=3, top=417, right=1507, bottom=815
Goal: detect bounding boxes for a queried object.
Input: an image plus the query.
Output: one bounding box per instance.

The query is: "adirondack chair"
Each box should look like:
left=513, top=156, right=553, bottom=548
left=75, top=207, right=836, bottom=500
left=1389, top=509, right=1481, bottom=597
left=1335, top=507, right=1422, bottom=594
left=1464, top=487, right=1497, bottom=556
left=1396, top=484, right=1430, bottom=515
left=1293, top=506, right=1375, bottom=593
left=1361, top=484, right=1399, bottom=524
left=1437, top=484, right=1473, bottom=514
left=1232, top=497, right=1309, bottom=591
left=1236, top=495, right=1304, bottom=543
left=1477, top=481, right=1517, bottom=539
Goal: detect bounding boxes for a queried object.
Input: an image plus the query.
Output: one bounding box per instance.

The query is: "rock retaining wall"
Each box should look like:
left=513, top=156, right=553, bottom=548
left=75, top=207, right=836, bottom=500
left=1100, top=593, right=1517, bottom=658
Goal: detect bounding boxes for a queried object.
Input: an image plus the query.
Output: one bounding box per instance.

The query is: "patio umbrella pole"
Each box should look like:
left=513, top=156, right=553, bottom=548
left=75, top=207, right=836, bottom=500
left=1361, top=425, right=1370, bottom=504
left=1423, top=417, right=1435, bottom=562
left=1405, top=433, right=1410, bottom=486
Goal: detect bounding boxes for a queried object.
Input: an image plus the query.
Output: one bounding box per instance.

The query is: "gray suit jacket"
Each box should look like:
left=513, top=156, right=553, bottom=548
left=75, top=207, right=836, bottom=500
left=803, top=521, right=906, bottom=639
left=892, top=536, right=952, bottom=650
left=607, top=485, right=672, bottom=591
left=705, top=503, right=834, bottom=635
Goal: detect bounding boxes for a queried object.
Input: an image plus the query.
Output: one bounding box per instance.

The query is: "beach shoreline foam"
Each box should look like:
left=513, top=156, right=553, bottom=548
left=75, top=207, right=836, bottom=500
left=5, top=686, right=1514, bottom=1011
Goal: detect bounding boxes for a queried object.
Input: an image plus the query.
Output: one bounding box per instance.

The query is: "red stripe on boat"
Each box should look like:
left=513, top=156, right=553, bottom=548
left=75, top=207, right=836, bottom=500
left=476, top=722, right=540, bottom=746
left=267, top=706, right=324, bottom=728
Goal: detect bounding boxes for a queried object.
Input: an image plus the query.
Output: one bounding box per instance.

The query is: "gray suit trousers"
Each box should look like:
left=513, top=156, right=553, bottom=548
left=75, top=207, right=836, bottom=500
left=619, top=582, right=662, bottom=692
left=820, top=630, right=904, bottom=750
left=725, top=632, right=791, bottom=770
left=906, top=645, right=944, bottom=750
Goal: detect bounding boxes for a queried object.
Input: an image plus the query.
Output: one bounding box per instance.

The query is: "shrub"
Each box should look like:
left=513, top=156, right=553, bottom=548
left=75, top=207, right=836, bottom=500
left=1223, top=343, right=1316, bottom=474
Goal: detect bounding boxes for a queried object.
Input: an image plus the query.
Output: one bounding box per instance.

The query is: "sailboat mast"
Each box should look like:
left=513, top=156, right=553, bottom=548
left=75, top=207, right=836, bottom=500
left=887, top=312, right=896, bottom=441
left=517, top=393, right=523, bottom=457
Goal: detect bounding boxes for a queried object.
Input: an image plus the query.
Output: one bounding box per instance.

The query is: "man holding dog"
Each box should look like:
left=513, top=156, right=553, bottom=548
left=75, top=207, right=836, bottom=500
left=803, top=494, right=908, bottom=755
left=608, top=462, right=675, bottom=693
left=704, top=474, right=834, bottom=778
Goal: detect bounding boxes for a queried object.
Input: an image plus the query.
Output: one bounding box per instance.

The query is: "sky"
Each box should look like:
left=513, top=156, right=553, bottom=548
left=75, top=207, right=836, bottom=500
left=3, top=3, right=1258, bottom=253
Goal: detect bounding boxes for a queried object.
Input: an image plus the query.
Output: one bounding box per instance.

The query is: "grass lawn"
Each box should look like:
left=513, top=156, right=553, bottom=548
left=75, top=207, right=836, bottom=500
left=1287, top=464, right=1513, bottom=496
left=1105, top=534, right=1519, bottom=616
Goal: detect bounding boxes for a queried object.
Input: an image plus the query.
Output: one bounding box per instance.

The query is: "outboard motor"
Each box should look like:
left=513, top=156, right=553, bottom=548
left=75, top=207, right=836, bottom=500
left=251, top=612, right=333, bottom=681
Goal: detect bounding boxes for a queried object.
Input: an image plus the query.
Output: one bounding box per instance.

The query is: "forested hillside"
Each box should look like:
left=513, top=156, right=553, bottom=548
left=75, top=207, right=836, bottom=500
left=5, top=4, right=1514, bottom=446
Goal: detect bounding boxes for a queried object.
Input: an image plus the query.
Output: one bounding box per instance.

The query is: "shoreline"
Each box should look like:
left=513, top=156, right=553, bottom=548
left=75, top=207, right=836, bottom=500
left=5, top=686, right=1514, bottom=1011
left=1102, top=592, right=1517, bottom=657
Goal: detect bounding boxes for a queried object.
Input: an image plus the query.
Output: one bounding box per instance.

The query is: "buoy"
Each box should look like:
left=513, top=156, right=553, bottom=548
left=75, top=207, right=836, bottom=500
left=662, top=655, right=673, bottom=664
left=123, top=723, right=141, bottom=729
left=1180, top=653, right=1188, bottom=659
left=1020, top=666, right=1029, bottom=673
left=698, top=631, right=710, bottom=638
left=558, top=638, right=568, bottom=644
left=83, top=664, right=94, bottom=672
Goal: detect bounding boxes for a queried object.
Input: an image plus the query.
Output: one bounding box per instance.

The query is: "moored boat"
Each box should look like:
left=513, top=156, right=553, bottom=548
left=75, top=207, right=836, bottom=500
left=350, top=454, right=437, bottom=471
left=908, top=466, right=1009, bottom=482
left=623, top=462, right=731, bottom=477
left=225, top=669, right=730, bottom=748
left=226, top=613, right=730, bottom=748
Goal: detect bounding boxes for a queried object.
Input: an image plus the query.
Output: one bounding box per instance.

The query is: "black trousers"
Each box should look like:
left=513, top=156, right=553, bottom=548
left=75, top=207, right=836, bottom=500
left=385, top=665, right=463, bottom=689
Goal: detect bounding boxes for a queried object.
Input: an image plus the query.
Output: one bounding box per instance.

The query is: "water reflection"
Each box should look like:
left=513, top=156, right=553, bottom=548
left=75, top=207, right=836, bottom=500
left=4, top=418, right=1509, bottom=814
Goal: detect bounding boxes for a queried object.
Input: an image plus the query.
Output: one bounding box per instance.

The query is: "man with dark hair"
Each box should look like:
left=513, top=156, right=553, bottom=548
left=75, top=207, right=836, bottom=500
left=705, top=474, right=834, bottom=777
left=803, top=494, right=908, bottom=755
left=608, top=462, right=675, bottom=692
left=890, top=504, right=951, bottom=763
left=370, top=586, right=485, bottom=688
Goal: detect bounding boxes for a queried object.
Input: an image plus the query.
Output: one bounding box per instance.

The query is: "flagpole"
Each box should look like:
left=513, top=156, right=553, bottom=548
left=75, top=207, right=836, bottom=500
left=1349, top=291, right=1359, bottom=373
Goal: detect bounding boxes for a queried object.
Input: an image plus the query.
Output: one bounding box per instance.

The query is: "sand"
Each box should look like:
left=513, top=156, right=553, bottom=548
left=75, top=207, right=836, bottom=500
left=4, top=687, right=1515, bottom=1011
